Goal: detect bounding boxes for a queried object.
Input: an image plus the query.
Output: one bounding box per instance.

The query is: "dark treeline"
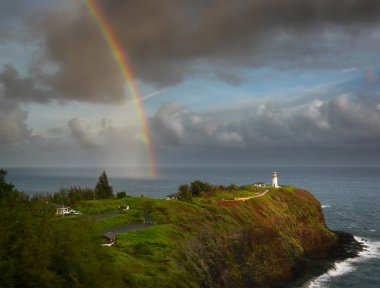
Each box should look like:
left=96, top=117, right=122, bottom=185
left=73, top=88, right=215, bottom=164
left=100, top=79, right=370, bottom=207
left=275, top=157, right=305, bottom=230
left=47, top=171, right=127, bottom=206
left=49, top=186, right=94, bottom=206
left=177, top=180, right=244, bottom=200
left=0, top=169, right=129, bottom=288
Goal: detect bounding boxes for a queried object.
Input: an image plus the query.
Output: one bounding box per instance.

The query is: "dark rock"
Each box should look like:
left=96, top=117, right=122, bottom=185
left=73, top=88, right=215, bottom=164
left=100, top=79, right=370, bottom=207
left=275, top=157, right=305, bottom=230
left=283, top=231, right=364, bottom=288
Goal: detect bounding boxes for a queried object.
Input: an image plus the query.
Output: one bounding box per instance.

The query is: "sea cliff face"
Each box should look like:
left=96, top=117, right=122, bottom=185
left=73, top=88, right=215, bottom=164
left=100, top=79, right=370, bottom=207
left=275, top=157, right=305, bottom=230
left=154, top=187, right=358, bottom=287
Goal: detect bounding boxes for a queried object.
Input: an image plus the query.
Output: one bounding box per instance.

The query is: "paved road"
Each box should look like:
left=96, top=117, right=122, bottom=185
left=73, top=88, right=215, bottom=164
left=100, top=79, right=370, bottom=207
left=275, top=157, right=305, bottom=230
left=97, top=212, right=155, bottom=234
left=108, top=222, right=155, bottom=234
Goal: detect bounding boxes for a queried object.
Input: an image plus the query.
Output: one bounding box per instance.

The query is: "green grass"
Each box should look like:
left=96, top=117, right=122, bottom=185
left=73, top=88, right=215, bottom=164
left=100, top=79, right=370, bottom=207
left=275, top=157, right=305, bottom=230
left=51, top=184, right=337, bottom=287
left=110, top=225, right=196, bottom=287
left=75, top=198, right=130, bottom=214
left=116, top=224, right=176, bottom=249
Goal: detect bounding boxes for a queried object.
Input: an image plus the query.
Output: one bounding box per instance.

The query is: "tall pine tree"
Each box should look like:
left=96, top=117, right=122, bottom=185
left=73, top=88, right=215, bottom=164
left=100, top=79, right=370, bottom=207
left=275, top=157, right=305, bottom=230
left=95, top=171, right=113, bottom=199
left=0, top=169, right=15, bottom=197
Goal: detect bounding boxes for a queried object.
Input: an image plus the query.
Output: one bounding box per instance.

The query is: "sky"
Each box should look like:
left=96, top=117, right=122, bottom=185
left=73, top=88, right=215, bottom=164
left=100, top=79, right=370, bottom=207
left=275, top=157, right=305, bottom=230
left=1, top=0, right=380, bottom=176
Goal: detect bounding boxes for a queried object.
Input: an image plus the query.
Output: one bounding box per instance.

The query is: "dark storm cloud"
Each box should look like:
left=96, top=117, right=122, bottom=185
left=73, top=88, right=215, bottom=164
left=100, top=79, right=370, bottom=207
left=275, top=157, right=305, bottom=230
left=0, top=64, right=50, bottom=103
left=2, top=0, right=378, bottom=104
left=65, top=0, right=380, bottom=87
left=0, top=0, right=379, bottom=104
left=38, top=8, right=126, bottom=103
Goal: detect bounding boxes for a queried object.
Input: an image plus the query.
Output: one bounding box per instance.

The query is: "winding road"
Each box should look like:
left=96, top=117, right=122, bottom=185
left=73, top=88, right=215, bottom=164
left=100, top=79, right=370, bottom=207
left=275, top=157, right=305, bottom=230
left=97, top=213, right=155, bottom=234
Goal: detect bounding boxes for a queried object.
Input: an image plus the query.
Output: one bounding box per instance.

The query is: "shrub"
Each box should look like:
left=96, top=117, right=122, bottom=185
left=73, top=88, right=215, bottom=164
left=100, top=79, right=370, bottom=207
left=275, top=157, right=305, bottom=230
left=116, top=191, right=127, bottom=199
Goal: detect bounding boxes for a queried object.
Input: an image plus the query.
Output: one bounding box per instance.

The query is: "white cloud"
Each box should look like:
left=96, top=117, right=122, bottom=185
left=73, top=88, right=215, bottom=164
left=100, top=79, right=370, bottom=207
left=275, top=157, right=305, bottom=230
left=1, top=94, right=380, bottom=167
left=151, top=94, right=380, bottom=152
left=0, top=97, right=31, bottom=144
left=68, top=118, right=100, bottom=149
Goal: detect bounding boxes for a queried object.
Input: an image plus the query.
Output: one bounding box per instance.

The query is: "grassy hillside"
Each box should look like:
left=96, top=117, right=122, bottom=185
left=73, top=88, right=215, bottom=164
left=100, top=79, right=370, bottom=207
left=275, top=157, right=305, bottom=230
left=2, top=169, right=356, bottom=288
left=69, top=186, right=339, bottom=287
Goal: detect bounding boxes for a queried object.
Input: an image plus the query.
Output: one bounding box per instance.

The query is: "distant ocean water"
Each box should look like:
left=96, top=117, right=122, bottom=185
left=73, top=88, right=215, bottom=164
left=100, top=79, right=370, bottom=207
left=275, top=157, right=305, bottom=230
left=5, top=166, right=380, bottom=288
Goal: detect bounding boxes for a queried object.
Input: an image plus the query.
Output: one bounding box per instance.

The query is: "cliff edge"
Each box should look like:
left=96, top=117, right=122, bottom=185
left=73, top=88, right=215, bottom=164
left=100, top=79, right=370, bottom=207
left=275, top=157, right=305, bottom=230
left=168, top=187, right=352, bottom=287
left=75, top=186, right=362, bottom=287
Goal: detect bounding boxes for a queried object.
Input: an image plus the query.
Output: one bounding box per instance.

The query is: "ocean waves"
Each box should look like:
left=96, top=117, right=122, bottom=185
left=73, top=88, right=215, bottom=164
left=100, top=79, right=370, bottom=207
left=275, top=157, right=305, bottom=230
left=306, top=237, right=380, bottom=288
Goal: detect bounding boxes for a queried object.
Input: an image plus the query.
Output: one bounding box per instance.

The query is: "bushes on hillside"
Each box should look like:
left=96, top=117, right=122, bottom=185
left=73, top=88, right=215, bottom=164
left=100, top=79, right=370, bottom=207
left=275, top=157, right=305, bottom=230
left=49, top=186, right=94, bottom=206
left=177, top=180, right=241, bottom=200
left=116, top=191, right=127, bottom=199
left=0, top=170, right=125, bottom=287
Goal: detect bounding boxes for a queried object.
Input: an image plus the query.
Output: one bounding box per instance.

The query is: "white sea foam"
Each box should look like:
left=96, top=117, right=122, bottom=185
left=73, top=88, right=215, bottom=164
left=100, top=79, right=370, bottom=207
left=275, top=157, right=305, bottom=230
left=306, top=236, right=380, bottom=288
left=321, top=205, right=331, bottom=208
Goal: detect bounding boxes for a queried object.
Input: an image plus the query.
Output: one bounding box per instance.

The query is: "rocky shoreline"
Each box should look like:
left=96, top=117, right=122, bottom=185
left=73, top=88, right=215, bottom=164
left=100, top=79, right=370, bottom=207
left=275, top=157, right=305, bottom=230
left=283, top=231, right=365, bottom=288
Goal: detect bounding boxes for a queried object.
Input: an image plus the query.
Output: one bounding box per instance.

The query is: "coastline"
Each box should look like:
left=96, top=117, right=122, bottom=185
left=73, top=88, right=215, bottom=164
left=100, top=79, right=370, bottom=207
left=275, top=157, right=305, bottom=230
left=284, top=231, right=365, bottom=288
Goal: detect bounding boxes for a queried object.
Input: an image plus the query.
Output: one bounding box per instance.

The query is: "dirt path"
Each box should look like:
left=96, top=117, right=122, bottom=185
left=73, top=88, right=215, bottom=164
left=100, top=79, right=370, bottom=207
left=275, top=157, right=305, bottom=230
left=234, top=189, right=269, bottom=202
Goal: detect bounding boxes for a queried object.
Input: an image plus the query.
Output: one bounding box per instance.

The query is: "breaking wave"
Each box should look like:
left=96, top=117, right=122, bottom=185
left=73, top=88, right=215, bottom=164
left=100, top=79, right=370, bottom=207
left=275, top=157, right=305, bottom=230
left=306, top=237, right=380, bottom=288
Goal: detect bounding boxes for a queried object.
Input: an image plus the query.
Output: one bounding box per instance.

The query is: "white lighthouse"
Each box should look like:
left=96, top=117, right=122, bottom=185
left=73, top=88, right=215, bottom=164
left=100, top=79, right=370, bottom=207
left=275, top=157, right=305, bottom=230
left=272, top=171, right=279, bottom=188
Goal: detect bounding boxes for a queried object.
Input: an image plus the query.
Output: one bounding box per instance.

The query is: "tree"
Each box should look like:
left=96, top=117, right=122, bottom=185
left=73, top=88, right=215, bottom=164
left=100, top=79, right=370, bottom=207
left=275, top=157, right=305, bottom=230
left=178, top=184, right=192, bottom=201
left=0, top=169, right=15, bottom=197
left=95, top=171, right=113, bottom=199
left=190, top=180, right=203, bottom=196
left=190, top=180, right=214, bottom=196
left=116, top=191, right=127, bottom=199
left=0, top=170, right=124, bottom=287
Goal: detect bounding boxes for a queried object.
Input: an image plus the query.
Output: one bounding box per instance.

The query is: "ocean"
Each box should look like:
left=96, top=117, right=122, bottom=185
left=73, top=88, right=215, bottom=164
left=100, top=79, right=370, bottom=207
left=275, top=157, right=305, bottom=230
left=5, top=166, right=380, bottom=288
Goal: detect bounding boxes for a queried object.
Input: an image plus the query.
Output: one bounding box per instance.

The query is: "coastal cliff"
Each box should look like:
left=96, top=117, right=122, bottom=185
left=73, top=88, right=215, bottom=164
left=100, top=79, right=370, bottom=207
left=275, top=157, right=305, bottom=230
left=177, top=187, right=336, bottom=287
left=99, top=186, right=361, bottom=287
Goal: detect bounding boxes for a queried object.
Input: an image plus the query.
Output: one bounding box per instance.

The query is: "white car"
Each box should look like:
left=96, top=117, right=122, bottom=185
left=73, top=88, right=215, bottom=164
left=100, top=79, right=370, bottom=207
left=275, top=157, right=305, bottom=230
left=68, top=209, right=80, bottom=215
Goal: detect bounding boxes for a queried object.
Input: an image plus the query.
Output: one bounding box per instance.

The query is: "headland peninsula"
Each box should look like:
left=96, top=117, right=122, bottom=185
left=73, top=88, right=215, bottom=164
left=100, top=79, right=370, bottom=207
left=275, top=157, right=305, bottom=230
left=0, top=170, right=362, bottom=287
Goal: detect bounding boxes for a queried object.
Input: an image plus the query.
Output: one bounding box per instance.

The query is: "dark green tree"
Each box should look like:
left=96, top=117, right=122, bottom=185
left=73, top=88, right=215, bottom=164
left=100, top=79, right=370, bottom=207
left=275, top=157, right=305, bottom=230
left=0, top=169, right=125, bottom=287
left=227, top=183, right=238, bottom=191
left=190, top=180, right=214, bottom=196
left=178, top=184, right=192, bottom=201
left=95, top=171, right=113, bottom=199
left=116, top=191, right=127, bottom=199
left=0, top=169, right=15, bottom=197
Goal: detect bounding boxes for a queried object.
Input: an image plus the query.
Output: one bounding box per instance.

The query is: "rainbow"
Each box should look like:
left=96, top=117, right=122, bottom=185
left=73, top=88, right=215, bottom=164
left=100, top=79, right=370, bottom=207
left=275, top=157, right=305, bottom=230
left=82, top=0, right=157, bottom=178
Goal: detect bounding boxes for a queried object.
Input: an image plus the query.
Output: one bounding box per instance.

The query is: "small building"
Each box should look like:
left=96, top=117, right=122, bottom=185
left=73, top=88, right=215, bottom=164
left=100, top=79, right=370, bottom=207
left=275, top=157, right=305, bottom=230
left=57, top=207, right=70, bottom=215
left=254, top=182, right=265, bottom=187
left=51, top=203, right=70, bottom=215
left=102, top=232, right=116, bottom=246
left=50, top=203, right=81, bottom=216
left=165, top=192, right=181, bottom=200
